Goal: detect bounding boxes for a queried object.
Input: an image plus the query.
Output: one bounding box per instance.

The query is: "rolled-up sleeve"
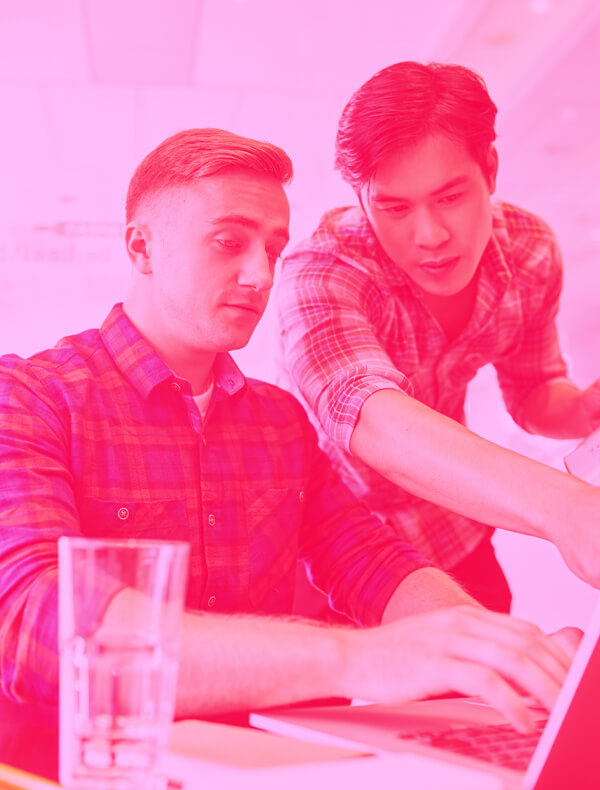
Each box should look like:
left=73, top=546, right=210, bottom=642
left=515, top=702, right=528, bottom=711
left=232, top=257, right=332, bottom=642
left=278, top=252, right=412, bottom=452
left=296, top=403, right=433, bottom=626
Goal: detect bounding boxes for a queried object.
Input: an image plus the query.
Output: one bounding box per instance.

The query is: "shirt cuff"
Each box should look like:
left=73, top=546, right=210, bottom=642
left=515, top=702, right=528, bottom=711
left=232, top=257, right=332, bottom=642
left=338, top=542, right=435, bottom=628
left=322, top=372, right=413, bottom=453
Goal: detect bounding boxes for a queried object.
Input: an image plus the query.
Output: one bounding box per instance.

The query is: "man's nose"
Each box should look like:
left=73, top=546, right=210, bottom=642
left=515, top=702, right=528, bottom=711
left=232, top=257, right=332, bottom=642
left=237, top=249, right=274, bottom=292
left=413, top=207, right=450, bottom=249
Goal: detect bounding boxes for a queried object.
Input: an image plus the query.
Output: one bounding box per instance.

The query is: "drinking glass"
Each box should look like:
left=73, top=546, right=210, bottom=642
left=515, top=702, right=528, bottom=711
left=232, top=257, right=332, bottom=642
left=58, top=536, right=189, bottom=790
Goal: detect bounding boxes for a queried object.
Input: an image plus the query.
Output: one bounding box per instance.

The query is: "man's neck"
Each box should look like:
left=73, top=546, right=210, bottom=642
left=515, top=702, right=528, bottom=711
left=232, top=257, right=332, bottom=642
left=420, top=274, right=479, bottom=344
left=166, top=353, right=216, bottom=396
left=122, top=298, right=216, bottom=395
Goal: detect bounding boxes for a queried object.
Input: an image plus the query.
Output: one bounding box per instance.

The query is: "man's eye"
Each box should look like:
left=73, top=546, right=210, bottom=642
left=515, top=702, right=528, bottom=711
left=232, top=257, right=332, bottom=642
left=215, top=237, right=243, bottom=251
left=382, top=204, right=409, bottom=216
left=439, top=192, right=464, bottom=204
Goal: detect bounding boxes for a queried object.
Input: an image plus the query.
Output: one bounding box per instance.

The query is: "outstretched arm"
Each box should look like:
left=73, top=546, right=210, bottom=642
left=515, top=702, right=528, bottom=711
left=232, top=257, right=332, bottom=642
left=350, top=388, right=600, bottom=587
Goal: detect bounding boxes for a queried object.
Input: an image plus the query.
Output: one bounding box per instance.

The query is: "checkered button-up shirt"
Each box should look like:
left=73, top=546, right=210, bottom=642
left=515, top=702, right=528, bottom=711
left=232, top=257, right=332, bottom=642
left=0, top=304, right=430, bottom=704
left=277, top=201, right=568, bottom=568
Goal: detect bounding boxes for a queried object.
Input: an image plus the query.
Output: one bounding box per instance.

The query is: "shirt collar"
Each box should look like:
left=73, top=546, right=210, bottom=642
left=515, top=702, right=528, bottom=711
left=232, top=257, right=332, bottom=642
left=212, top=353, right=246, bottom=396
left=100, top=303, right=247, bottom=399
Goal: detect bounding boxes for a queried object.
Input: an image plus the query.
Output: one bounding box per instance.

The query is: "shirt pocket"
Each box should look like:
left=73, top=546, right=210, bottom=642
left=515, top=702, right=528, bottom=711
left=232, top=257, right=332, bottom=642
left=243, top=487, right=301, bottom=612
left=78, top=497, right=189, bottom=542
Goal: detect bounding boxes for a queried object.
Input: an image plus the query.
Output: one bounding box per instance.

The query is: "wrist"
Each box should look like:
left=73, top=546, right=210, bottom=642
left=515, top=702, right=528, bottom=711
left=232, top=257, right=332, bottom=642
left=332, top=624, right=377, bottom=702
left=535, top=475, right=599, bottom=545
left=323, top=624, right=354, bottom=699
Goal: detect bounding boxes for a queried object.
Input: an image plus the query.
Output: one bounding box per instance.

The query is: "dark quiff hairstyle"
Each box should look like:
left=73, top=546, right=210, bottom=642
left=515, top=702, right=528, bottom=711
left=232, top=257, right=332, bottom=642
left=335, top=62, right=498, bottom=192
left=126, top=128, right=293, bottom=222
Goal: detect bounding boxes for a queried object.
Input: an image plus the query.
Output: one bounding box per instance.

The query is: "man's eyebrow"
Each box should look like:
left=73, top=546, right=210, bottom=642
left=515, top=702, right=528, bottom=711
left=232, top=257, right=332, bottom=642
left=209, top=213, right=289, bottom=242
left=371, top=176, right=470, bottom=203
left=429, top=175, right=470, bottom=197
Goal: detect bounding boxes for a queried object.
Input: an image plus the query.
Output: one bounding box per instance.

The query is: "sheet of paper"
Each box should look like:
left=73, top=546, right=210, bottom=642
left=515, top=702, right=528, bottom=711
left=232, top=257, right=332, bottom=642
left=168, top=718, right=367, bottom=768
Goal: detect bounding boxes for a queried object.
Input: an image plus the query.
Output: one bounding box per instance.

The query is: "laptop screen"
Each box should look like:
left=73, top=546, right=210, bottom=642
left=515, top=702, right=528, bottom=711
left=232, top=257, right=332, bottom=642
left=525, top=600, right=600, bottom=789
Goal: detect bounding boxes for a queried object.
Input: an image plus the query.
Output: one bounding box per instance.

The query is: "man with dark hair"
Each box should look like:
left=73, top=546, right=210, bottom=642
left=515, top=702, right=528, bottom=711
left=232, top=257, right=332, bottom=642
left=277, top=61, right=600, bottom=613
left=0, top=127, right=578, bottom=728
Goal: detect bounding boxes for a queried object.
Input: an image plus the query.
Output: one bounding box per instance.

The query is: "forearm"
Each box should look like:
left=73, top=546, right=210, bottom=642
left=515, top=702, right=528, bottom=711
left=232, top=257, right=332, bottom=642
left=179, top=570, right=478, bottom=715
left=110, top=594, right=580, bottom=733
left=103, top=566, right=482, bottom=717
left=350, top=389, right=598, bottom=545
left=175, top=611, right=348, bottom=717
left=520, top=378, right=594, bottom=438
left=381, top=567, right=480, bottom=624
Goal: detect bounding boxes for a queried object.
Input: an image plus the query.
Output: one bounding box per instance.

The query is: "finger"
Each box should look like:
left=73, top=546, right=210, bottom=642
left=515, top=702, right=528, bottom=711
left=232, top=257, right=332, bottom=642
left=453, top=606, right=573, bottom=674
left=441, top=657, right=535, bottom=733
left=445, top=632, right=562, bottom=713
left=549, top=626, right=583, bottom=660
left=440, top=608, right=571, bottom=695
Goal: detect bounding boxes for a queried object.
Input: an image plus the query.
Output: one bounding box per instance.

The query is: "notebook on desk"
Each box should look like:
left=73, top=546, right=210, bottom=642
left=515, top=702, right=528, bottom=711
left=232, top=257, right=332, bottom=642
left=251, top=599, right=600, bottom=790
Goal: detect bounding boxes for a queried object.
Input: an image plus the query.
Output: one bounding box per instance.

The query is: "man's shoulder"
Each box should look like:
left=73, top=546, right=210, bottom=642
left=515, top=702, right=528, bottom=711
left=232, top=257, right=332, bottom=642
left=315, top=204, right=370, bottom=236
left=492, top=201, right=562, bottom=281
left=283, top=205, right=384, bottom=286
left=0, top=326, right=106, bottom=393
left=286, top=205, right=375, bottom=262
left=244, top=377, right=306, bottom=410
left=242, top=377, right=312, bottom=427
left=493, top=201, right=557, bottom=245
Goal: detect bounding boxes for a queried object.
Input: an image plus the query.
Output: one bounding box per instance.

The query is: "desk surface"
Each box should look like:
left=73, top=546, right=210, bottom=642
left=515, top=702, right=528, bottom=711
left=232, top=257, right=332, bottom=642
left=0, top=697, right=504, bottom=790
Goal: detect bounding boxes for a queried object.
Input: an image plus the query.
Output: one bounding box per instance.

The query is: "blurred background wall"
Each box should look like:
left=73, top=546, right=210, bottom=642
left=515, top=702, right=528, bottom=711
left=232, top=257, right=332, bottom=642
left=1, top=0, right=599, bottom=630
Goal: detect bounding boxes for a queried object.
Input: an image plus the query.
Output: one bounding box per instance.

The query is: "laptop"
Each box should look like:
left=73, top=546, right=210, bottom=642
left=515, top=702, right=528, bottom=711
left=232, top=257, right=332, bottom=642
left=250, top=599, right=600, bottom=790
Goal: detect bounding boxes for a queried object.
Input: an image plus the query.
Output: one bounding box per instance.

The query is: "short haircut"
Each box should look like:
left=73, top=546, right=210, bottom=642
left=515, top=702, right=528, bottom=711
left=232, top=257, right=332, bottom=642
left=335, top=61, right=498, bottom=192
left=126, top=128, right=293, bottom=222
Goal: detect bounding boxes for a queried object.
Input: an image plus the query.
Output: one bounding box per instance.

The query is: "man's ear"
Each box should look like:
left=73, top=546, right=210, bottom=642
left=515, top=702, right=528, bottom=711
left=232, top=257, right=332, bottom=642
left=486, top=145, right=499, bottom=194
left=125, top=222, right=152, bottom=273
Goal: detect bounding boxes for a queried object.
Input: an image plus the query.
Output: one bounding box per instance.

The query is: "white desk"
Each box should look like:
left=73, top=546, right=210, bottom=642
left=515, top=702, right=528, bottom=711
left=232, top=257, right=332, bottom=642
left=166, top=719, right=504, bottom=790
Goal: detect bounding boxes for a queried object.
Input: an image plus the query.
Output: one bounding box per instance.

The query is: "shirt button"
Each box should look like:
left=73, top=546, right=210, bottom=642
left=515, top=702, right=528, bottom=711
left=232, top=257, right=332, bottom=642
left=201, top=434, right=207, bottom=447
left=171, top=382, right=181, bottom=392
left=208, top=514, right=216, bottom=527
left=207, top=595, right=217, bottom=607
left=117, top=507, right=129, bottom=520
left=298, top=490, right=305, bottom=503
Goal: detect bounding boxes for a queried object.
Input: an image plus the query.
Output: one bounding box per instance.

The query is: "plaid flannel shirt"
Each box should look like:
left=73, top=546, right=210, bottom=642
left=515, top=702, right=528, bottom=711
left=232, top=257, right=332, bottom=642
left=277, top=201, right=568, bottom=568
left=0, top=304, right=430, bottom=704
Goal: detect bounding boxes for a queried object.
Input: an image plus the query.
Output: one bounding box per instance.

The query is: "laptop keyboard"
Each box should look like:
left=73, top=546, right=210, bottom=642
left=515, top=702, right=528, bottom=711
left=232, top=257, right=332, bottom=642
left=397, top=718, right=547, bottom=771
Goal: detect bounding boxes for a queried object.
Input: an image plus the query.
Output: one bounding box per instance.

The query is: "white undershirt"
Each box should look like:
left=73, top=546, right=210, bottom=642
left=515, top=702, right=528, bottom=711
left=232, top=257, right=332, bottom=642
left=192, top=376, right=215, bottom=422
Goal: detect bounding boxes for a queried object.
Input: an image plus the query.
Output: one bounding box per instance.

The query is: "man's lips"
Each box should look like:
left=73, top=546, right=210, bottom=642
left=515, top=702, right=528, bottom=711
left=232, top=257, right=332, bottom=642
left=222, top=302, right=262, bottom=314
left=419, top=256, right=459, bottom=273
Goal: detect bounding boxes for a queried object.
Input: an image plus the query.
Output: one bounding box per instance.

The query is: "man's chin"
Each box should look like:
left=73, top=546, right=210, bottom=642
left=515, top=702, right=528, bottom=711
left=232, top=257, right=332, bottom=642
left=417, top=272, right=479, bottom=299
left=221, top=328, right=258, bottom=353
